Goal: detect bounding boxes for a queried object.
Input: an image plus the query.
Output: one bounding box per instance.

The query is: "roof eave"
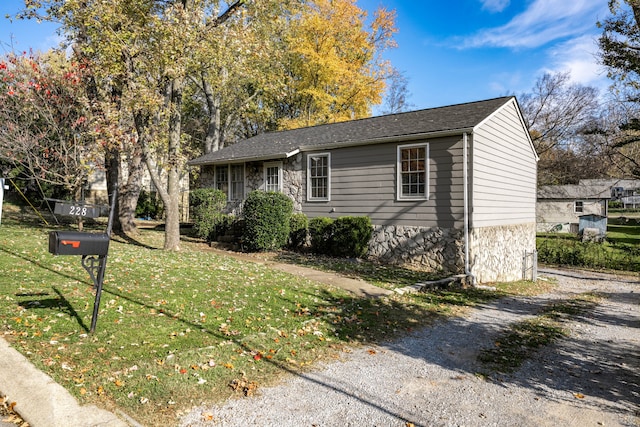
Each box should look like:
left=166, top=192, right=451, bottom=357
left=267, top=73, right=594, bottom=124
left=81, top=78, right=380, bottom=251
left=187, top=149, right=300, bottom=167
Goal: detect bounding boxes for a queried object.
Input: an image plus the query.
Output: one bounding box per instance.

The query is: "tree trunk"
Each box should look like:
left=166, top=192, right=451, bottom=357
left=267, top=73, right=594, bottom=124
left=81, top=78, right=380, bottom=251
left=105, top=146, right=121, bottom=233
left=163, top=77, right=184, bottom=251
left=138, top=78, right=184, bottom=251
left=202, top=75, right=222, bottom=154
left=119, top=144, right=144, bottom=235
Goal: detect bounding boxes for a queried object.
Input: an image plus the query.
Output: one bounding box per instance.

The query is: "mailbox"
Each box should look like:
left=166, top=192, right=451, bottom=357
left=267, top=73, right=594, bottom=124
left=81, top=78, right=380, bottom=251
left=48, top=231, right=110, bottom=256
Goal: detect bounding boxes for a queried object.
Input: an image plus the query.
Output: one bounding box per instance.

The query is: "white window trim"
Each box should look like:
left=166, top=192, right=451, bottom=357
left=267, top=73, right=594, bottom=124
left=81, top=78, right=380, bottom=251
left=396, top=142, right=429, bottom=201
left=306, top=152, right=331, bottom=202
left=216, top=163, right=245, bottom=201
left=263, top=161, right=283, bottom=192
left=229, top=164, right=245, bottom=201
left=574, top=200, right=584, bottom=213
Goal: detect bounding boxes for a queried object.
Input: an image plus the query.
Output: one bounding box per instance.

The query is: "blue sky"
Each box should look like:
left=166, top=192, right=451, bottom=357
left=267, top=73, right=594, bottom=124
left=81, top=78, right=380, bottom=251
left=1, top=0, right=613, bottom=110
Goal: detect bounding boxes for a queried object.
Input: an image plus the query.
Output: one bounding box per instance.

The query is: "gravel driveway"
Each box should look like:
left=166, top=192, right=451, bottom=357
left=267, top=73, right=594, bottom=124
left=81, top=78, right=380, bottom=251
left=180, top=268, right=639, bottom=427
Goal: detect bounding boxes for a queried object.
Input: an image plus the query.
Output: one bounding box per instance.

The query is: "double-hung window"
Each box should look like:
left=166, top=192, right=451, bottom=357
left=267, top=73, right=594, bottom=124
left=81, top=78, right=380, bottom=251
left=264, top=162, right=282, bottom=192
left=216, top=165, right=229, bottom=195
left=307, top=153, right=330, bottom=201
left=574, top=200, right=584, bottom=213
left=230, top=165, right=244, bottom=201
left=215, top=164, right=244, bottom=201
left=397, top=143, right=428, bottom=200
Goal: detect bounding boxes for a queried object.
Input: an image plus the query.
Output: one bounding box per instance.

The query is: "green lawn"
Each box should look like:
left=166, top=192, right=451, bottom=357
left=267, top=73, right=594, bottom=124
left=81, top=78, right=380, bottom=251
left=537, top=215, right=640, bottom=272
left=0, top=209, right=535, bottom=426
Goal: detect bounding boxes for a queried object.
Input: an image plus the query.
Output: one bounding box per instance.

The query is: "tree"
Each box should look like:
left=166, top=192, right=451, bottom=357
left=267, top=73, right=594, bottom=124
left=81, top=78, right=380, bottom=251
left=277, top=0, right=397, bottom=129
left=0, top=50, right=98, bottom=201
left=519, top=72, right=606, bottom=185
left=597, top=0, right=640, bottom=178
left=598, top=0, right=640, bottom=97
left=379, top=68, right=415, bottom=115
left=519, top=72, right=600, bottom=156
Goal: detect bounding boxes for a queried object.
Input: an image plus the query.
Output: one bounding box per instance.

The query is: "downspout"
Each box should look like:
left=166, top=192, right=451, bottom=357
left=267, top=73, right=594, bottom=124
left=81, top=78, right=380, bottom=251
left=463, top=133, right=476, bottom=286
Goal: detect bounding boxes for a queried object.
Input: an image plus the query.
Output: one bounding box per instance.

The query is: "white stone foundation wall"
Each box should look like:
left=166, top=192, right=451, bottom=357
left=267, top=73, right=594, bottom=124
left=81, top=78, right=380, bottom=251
left=368, top=225, right=465, bottom=274
left=469, top=223, right=536, bottom=283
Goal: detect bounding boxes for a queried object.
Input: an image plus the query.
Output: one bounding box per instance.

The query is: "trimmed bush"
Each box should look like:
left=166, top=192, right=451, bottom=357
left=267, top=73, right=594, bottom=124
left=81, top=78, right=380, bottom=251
left=190, top=188, right=227, bottom=241
left=330, top=216, right=372, bottom=258
left=289, top=213, right=309, bottom=249
left=135, top=190, right=163, bottom=219
left=309, top=217, right=334, bottom=254
left=242, top=191, right=293, bottom=252
left=308, top=216, right=372, bottom=257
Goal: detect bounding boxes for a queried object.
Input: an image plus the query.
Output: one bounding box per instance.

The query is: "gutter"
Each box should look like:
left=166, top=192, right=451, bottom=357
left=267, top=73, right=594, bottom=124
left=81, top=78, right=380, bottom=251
left=463, top=132, right=476, bottom=286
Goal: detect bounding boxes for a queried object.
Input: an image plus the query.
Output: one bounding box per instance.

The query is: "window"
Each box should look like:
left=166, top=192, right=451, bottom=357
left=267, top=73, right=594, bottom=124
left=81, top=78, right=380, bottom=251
left=307, top=153, right=330, bottom=201
left=230, top=165, right=244, bottom=201
left=216, top=165, right=228, bottom=195
left=574, top=200, right=584, bottom=213
left=215, top=164, right=244, bottom=201
left=397, top=143, right=428, bottom=200
left=264, top=162, right=282, bottom=192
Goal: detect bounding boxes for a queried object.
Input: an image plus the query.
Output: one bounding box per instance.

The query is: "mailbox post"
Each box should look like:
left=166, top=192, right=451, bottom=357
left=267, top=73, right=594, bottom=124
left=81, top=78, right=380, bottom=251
left=48, top=189, right=117, bottom=333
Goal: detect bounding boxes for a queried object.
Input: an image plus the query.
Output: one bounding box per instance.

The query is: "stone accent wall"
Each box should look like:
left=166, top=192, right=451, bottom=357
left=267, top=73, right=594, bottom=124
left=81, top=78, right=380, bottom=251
left=368, top=225, right=465, bottom=274
left=282, top=154, right=304, bottom=212
left=469, top=222, right=536, bottom=283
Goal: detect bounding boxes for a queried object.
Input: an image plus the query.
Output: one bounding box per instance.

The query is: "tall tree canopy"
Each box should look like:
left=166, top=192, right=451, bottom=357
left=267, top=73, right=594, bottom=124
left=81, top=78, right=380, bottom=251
left=277, top=0, right=397, bottom=129
left=598, top=0, right=640, bottom=179
left=13, top=0, right=397, bottom=249
left=519, top=72, right=603, bottom=185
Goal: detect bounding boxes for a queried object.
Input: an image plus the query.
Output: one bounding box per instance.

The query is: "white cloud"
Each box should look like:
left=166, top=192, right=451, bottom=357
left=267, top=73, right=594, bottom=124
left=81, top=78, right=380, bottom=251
left=464, top=0, right=608, bottom=49
left=544, top=35, right=609, bottom=90
left=480, top=0, right=511, bottom=13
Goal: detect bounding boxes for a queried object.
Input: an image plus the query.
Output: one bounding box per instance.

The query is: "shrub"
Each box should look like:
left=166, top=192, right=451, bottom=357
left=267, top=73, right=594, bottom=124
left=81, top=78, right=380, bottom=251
left=289, top=213, right=309, bottom=249
left=309, top=216, right=373, bottom=257
left=309, top=217, right=334, bottom=254
left=242, top=191, right=293, bottom=252
left=190, top=188, right=227, bottom=241
left=135, top=190, right=163, bottom=219
left=330, top=216, right=372, bottom=258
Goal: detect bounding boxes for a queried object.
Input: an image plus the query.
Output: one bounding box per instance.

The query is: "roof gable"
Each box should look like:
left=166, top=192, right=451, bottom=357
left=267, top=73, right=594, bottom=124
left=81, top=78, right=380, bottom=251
left=189, top=96, right=516, bottom=165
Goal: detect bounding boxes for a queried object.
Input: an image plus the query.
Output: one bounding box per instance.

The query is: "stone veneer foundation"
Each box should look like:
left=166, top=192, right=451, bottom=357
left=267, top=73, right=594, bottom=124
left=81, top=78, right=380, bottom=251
left=468, top=222, right=537, bottom=283
left=368, top=222, right=537, bottom=284
left=368, top=225, right=465, bottom=275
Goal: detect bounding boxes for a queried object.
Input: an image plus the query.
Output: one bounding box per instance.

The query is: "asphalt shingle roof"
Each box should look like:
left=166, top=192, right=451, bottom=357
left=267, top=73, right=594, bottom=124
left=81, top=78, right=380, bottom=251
left=188, top=96, right=515, bottom=166
left=537, top=185, right=612, bottom=200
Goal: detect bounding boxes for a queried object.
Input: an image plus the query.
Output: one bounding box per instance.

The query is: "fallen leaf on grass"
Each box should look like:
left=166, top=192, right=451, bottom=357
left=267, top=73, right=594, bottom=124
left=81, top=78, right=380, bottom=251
left=229, top=377, right=258, bottom=397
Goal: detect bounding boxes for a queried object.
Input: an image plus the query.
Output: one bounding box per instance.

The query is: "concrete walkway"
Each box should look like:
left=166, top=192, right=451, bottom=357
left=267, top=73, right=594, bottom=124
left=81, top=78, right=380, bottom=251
left=0, top=338, right=130, bottom=427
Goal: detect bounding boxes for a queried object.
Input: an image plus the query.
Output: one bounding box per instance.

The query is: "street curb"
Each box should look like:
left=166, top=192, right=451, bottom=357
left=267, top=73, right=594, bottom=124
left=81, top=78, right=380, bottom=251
left=0, top=337, right=129, bottom=427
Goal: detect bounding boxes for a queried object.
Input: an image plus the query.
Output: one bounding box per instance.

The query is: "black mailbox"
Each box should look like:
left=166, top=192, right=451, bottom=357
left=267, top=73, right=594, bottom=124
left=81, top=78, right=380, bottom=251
left=48, top=231, right=110, bottom=256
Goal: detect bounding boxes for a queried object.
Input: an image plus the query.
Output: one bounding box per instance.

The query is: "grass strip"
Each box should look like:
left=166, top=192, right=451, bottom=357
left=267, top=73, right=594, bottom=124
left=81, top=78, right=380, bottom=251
left=478, top=294, right=599, bottom=374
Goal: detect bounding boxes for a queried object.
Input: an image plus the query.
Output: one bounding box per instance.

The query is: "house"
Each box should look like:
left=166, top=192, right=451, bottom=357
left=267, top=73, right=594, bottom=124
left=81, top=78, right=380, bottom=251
left=188, top=97, right=538, bottom=283
left=579, top=178, right=640, bottom=200
left=537, top=184, right=610, bottom=233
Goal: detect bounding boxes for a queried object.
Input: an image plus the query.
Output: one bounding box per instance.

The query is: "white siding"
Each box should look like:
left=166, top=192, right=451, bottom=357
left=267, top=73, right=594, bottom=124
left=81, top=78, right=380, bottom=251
left=471, top=99, right=537, bottom=227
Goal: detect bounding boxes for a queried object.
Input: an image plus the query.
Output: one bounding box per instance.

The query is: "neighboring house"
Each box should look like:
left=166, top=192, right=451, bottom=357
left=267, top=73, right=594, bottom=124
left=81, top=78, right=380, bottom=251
left=86, top=163, right=190, bottom=221
left=537, top=185, right=610, bottom=233
left=579, top=178, right=640, bottom=200
left=188, top=96, right=538, bottom=283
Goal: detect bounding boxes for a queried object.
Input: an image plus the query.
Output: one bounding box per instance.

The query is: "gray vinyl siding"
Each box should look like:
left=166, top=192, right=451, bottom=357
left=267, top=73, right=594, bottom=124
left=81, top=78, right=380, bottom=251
left=301, top=136, right=465, bottom=228
left=471, top=100, right=537, bottom=227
